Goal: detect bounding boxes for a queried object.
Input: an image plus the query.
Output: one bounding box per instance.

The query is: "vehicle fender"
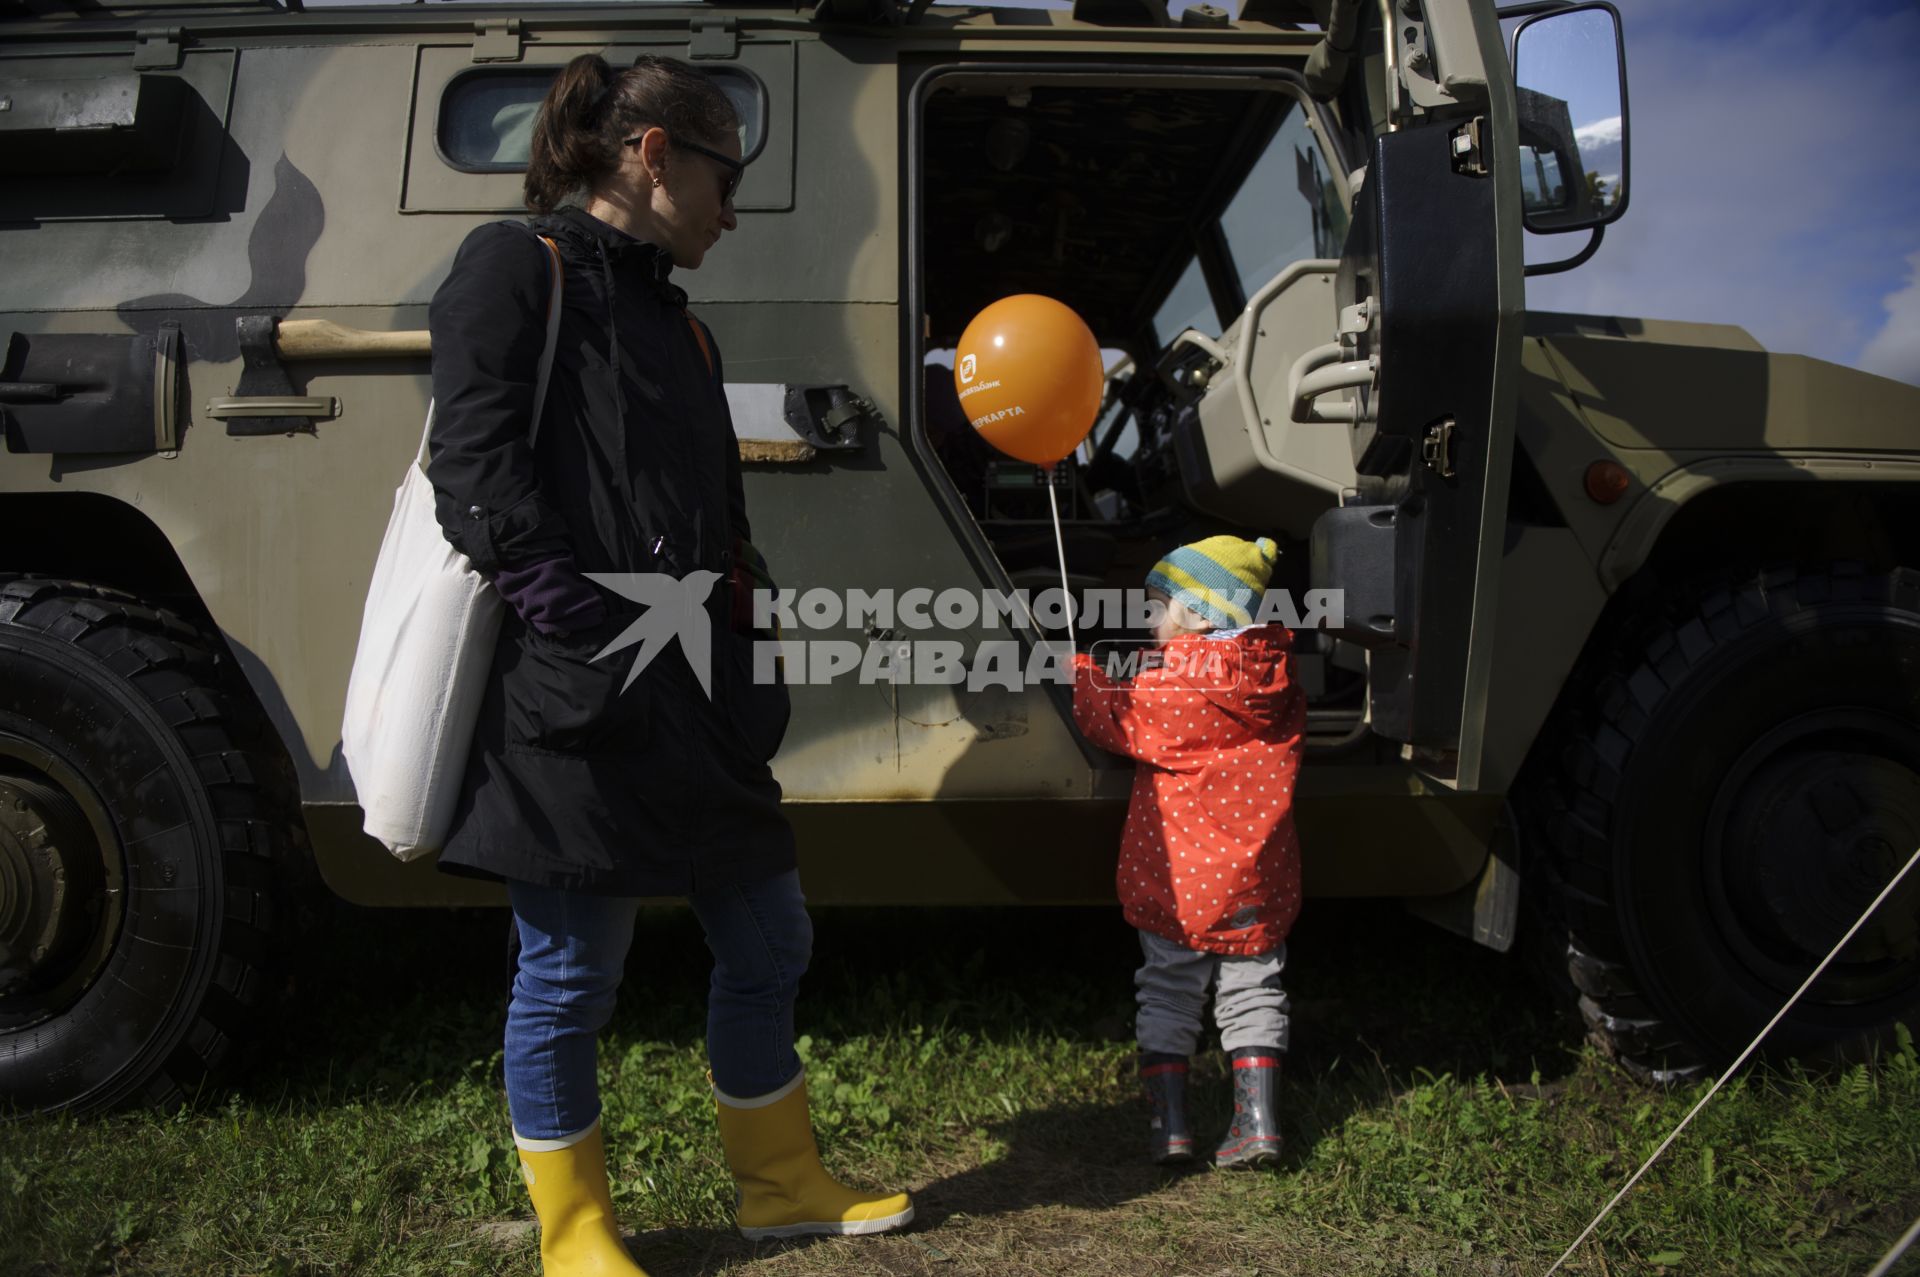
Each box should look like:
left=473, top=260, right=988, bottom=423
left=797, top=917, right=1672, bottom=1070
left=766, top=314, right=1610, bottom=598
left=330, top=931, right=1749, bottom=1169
left=1599, top=455, right=1920, bottom=590
left=0, top=490, right=321, bottom=807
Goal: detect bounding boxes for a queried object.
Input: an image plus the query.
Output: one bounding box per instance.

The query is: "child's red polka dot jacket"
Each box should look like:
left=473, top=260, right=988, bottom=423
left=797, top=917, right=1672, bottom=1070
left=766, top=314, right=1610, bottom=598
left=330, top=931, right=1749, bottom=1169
left=1071, top=626, right=1305, bottom=955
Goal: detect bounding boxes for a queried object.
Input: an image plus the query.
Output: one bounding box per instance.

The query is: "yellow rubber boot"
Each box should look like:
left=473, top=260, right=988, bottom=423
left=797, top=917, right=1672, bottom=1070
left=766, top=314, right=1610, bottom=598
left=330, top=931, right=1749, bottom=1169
left=514, top=1120, right=650, bottom=1276
left=712, top=1072, right=915, bottom=1239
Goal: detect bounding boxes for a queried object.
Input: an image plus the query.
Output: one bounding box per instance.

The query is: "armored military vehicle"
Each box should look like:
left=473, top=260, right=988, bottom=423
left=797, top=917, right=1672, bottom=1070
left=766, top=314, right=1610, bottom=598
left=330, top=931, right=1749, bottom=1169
left=3, top=0, right=1917, bottom=1114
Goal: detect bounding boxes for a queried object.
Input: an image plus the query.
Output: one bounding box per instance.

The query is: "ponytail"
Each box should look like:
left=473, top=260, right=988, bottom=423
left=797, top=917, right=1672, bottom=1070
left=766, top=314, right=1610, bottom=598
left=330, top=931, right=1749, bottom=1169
left=524, top=53, right=740, bottom=215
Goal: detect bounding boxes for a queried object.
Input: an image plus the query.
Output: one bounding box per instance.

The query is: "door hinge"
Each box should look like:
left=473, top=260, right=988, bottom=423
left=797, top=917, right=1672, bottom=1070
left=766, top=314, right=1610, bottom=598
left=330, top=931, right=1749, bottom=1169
left=689, top=17, right=738, bottom=59
left=1449, top=116, right=1488, bottom=177
left=132, top=27, right=183, bottom=71
left=783, top=384, right=873, bottom=453
left=1337, top=299, right=1373, bottom=348
left=471, top=19, right=523, bottom=63
left=1422, top=418, right=1457, bottom=479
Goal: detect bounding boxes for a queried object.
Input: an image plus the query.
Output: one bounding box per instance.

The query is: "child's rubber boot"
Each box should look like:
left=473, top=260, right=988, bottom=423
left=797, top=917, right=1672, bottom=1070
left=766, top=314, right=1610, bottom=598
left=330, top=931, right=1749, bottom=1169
left=712, top=1071, right=915, bottom=1239
left=514, top=1120, right=650, bottom=1275
left=1139, top=1052, right=1194, bottom=1164
left=1213, top=1046, right=1283, bottom=1169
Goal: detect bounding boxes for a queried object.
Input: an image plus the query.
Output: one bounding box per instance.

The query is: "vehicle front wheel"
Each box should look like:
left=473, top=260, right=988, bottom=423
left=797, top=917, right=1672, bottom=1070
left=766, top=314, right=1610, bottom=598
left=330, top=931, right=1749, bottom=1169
left=0, top=578, right=289, bottom=1113
left=1538, top=564, right=1920, bottom=1083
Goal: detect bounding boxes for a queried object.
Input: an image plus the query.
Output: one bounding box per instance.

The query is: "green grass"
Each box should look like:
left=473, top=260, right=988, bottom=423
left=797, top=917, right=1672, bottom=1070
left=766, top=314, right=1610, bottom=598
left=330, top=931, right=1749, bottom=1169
left=3, top=899, right=1916, bottom=1276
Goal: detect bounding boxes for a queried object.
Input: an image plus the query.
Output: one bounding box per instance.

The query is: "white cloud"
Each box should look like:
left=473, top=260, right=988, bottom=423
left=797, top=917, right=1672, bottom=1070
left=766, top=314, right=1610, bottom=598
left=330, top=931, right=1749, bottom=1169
left=1857, top=251, right=1920, bottom=387
left=1574, top=116, right=1622, bottom=149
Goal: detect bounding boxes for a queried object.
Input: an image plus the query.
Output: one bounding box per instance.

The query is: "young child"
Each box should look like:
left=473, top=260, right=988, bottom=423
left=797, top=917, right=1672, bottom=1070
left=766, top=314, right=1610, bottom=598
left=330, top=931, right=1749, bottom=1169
left=1070, top=535, right=1304, bottom=1168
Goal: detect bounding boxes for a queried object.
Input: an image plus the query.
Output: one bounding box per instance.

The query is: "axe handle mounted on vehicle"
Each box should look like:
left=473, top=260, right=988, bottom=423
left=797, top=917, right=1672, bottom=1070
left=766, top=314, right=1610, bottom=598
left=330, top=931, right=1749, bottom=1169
left=274, top=320, right=430, bottom=360
left=220, top=317, right=427, bottom=436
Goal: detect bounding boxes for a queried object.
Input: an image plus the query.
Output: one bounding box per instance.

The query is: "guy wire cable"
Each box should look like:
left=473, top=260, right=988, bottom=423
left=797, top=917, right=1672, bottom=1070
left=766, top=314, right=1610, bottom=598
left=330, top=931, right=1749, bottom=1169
left=1544, top=841, right=1920, bottom=1277
left=1864, top=1211, right=1920, bottom=1277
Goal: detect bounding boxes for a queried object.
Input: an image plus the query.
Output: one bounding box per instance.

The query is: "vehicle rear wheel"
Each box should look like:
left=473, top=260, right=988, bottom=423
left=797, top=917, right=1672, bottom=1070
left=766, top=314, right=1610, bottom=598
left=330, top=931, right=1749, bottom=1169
left=0, top=578, right=289, bottom=1113
left=1538, top=564, right=1920, bottom=1083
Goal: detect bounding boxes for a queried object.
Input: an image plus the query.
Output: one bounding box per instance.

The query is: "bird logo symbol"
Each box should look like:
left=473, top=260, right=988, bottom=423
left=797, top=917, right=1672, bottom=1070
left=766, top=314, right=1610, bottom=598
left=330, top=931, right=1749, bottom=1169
left=582, top=570, right=725, bottom=697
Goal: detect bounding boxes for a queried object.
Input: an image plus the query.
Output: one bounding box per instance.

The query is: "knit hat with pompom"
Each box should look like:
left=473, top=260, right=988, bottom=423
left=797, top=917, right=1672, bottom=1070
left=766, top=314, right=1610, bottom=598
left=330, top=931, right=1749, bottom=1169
left=1146, top=535, right=1278, bottom=631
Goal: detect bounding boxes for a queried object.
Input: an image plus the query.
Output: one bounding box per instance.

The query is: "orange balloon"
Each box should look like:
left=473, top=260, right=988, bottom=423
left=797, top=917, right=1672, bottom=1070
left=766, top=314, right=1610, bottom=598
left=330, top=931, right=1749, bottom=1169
left=953, top=294, right=1104, bottom=466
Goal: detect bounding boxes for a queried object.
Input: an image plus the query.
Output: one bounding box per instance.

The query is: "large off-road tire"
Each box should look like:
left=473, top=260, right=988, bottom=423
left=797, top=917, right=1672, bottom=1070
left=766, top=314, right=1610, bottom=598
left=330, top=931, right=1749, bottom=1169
left=0, top=578, right=290, bottom=1114
left=1536, top=564, right=1920, bottom=1083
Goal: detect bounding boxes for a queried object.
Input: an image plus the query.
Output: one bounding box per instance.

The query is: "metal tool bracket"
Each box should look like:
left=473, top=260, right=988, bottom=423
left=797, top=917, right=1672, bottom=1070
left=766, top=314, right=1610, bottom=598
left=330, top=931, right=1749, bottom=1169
left=225, top=314, right=319, bottom=436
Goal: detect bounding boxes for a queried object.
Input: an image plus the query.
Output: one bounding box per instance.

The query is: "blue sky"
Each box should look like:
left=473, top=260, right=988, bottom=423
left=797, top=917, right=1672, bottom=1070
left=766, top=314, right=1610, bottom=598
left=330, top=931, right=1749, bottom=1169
left=1521, top=0, right=1920, bottom=386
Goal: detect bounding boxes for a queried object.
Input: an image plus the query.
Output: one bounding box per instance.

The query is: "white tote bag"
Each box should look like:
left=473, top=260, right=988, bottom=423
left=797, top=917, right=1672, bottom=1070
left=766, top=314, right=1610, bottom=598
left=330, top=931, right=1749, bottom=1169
left=342, top=234, right=564, bottom=860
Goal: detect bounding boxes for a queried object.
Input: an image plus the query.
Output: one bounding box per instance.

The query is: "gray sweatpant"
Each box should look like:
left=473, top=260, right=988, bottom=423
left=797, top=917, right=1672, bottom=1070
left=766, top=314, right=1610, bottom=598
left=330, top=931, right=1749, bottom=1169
left=1134, top=929, right=1290, bottom=1056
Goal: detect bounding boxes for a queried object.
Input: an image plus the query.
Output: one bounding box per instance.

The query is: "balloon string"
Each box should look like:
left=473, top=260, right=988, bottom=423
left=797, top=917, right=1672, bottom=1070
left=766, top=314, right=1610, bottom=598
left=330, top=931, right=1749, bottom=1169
left=1047, top=468, right=1076, bottom=651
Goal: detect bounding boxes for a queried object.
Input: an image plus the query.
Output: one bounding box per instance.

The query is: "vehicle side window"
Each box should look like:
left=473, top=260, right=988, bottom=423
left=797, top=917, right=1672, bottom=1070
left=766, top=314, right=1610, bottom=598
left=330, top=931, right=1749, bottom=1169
left=1216, top=101, right=1347, bottom=302
left=1150, top=254, right=1217, bottom=349
left=439, top=66, right=767, bottom=172
left=407, top=46, right=793, bottom=214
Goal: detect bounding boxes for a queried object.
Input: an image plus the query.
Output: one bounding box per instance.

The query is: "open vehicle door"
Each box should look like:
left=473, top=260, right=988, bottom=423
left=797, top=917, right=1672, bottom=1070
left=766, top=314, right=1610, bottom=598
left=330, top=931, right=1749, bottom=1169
left=1303, top=0, right=1527, bottom=790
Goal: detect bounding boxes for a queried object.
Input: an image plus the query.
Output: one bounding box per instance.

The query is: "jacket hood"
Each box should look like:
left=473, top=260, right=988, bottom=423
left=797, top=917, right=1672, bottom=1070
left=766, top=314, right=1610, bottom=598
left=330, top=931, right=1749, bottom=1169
left=1164, top=625, right=1294, bottom=723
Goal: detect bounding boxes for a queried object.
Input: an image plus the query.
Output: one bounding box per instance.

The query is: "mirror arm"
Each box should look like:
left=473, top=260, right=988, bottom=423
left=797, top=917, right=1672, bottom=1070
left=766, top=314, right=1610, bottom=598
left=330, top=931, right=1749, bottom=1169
left=1523, top=224, right=1603, bottom=277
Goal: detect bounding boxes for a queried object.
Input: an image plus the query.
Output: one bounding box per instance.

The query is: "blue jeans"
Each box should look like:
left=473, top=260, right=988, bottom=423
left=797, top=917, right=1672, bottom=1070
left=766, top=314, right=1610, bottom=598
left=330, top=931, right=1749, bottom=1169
left=504, top=869, right=813, bottom=1141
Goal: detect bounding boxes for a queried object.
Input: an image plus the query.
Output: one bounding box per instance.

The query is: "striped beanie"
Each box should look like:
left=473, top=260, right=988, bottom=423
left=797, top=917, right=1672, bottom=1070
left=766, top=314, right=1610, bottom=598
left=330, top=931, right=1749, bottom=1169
left=1147, top=535, right=1279, bottom=631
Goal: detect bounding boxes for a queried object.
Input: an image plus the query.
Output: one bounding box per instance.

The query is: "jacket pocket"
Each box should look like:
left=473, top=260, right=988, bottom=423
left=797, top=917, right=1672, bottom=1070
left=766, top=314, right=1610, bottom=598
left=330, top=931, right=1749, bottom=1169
left=501, top=620, right=652, bottom=758
left=717, top=629, right=790, bottom=764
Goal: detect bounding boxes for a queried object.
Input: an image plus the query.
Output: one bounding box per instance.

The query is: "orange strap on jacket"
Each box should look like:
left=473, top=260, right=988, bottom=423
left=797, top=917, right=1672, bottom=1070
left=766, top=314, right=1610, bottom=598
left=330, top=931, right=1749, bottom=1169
left=684, top=312, right=715, bottom=379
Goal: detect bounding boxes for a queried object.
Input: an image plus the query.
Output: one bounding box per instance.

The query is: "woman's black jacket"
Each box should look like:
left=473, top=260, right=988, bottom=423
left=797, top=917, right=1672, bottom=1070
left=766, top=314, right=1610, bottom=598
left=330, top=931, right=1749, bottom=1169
left=424, top=206, right=793, bottom=895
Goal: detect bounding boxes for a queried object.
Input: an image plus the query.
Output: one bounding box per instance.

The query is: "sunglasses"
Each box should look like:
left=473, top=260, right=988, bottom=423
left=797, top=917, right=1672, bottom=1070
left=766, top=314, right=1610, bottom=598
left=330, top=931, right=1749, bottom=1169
left=624, top=131, right=746, bottom=204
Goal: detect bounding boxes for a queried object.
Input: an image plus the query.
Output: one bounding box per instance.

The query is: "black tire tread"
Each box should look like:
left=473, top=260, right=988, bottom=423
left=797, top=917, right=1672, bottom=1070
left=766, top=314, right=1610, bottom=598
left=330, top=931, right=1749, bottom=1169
left=0, top=575, right=295, bottom=1111
left=1535, top=562, right=1920, bottom=1085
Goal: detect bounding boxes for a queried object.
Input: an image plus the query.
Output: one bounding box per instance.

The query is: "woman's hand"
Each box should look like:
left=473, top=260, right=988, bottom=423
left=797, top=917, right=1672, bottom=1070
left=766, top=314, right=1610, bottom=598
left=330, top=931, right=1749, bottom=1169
left=492, top=556, right=608, bottom=637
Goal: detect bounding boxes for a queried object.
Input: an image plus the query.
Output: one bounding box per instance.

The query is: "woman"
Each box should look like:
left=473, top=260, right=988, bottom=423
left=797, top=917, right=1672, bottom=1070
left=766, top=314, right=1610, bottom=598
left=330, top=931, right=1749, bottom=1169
left=426, top=53, right=912, bottom=1275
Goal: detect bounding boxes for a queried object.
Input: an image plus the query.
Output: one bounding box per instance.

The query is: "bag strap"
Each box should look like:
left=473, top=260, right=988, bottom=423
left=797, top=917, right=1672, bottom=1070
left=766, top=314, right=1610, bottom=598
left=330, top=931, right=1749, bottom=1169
left=415, top=232, right=566, bottom=466
left=684, top=310, right=716, bottom=380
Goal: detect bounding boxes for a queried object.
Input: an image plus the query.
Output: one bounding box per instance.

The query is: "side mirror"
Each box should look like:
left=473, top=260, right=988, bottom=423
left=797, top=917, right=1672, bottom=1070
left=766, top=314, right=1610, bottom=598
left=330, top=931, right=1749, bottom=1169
left=1512, top=2, right=1628, bottom=233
